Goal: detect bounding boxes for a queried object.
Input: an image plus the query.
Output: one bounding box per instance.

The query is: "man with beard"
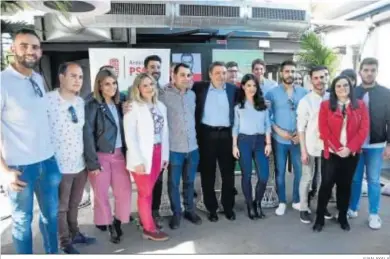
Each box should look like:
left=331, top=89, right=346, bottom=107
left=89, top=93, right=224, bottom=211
left=297, top=66, right=333, bottom=223
left=0, top=29, right=61, bottom=254
left=144, top=55, right=162, bottom=89
left=192, top=61, right=237, bottom=222
left=143, top=55, right=164, bottom=227
left=349, top=57, right=390, bottom=230
left=265, top=60, right=307, bottom=216
left=310, top=66, right=332, bottom=201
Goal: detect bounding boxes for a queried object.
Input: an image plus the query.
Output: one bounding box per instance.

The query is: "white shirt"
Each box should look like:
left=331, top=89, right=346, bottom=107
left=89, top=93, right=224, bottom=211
left=330, top=101, right=349, bottom=153
left=0, top=66, right=54, bottom=166
left=47, top=90, right=85, bottom=174
left=297, top=91, right=329, bottom=157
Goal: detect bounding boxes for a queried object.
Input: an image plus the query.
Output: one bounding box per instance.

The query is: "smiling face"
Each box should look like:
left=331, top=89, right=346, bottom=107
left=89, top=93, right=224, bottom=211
left=99, top=76, right=118, bottom=99
left=334, top=78, right=350, bottom=100
left=146, top=60, right=161, bottom=81
left=60, top=64, right=83, bottom=94
left=280, top=65, right=295, bottom=85
left=209, top=65, right=227, bottom=87
left=242, top=79, right=257, bottom=99
left=11, top=33, right=42, bottom=69
left=138, top=76, right=156, bottom=100
left=311, top=70, right=326, bottom=92
left=173, top=66, right=193, bottom=90
left=252, top=63, right=265, bottom=81
left=294, top=73, right=303, bottom=86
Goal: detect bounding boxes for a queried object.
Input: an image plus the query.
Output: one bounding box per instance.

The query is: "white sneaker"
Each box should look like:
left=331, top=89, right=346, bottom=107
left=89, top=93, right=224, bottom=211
left=292, top=202, right=300, bottom=211
left=347, top=209, right=358, bottom=218
left=368, top=214, right=382, bottom=230
left=275, top=203, right=286, bottom=216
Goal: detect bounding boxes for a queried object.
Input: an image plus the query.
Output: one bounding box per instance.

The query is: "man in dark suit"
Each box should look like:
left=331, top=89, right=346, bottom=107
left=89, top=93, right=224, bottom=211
left=192, top=61, right=237, bottom=222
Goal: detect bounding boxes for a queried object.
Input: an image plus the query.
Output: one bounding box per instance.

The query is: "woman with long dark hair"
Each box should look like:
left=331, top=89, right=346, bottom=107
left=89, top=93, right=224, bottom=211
left=314, top=75, right=369, bottom=232
left=83, top=70, right=132, bottom=243
left=232, top=74, right=272, bottom=219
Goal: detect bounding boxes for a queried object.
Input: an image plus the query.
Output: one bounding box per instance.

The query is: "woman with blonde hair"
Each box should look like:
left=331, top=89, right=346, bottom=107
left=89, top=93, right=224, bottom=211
left=124, top=73, right=169, bottom=241
left=83, top=69, right=131, bottom=244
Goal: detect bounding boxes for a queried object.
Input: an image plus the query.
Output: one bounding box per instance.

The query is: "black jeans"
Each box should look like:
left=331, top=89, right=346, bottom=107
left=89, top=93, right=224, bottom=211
left=311, top=157, right=320, bottom=192
left=152, top=171, right=163, bottom=216
left=316, top=153, right=359, bottom=224
left=199, top=125, right=235, bottom=213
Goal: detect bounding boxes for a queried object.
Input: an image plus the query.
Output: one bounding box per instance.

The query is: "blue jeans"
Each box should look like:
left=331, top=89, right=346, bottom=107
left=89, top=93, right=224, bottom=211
left=349, top=147, right=384, bottom=214
left=237, top=134, right=269, bottom=204
left=168, top=149, right=199, bottom=215
left=7, top=156, right=62, bottom=254
left=274, top=141, right=302, bottom=203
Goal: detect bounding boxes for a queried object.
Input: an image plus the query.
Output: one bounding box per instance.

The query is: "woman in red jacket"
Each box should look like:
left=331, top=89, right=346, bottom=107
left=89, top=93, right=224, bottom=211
left=313, top=75, right=369, bottom=232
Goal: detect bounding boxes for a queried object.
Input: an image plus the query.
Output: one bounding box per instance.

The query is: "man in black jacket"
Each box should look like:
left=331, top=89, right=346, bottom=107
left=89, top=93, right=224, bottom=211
left=349, top=57, right=390, bottom=230
left=192, top=61, right=237, bottom=222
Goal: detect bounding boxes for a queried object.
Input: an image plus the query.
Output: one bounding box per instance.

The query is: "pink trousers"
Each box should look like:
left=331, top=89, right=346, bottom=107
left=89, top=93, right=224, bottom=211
left=89, top=148, right=132, bottom=225
left=131, top=144, right=162, bottom=232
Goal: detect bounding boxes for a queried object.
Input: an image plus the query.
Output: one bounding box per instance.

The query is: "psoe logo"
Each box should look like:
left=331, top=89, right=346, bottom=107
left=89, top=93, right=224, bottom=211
left=109, top=58, right=120, bottom=77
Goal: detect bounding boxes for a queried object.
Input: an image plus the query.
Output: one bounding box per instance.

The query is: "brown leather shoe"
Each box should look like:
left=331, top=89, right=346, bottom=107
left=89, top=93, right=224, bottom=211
left=142, top=230, right=169, bottom=241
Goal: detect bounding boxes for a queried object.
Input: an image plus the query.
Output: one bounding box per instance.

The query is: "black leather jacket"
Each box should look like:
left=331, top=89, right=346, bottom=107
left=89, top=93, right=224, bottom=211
left=83, top=99, right=126, bottom=171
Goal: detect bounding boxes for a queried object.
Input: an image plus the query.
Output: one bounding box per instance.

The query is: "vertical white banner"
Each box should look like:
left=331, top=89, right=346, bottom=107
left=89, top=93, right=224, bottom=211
left=88, top=48, right=171, bottom=93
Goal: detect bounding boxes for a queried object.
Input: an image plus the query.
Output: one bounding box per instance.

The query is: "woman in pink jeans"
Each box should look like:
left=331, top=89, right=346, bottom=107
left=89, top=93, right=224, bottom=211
left=124, top=73, right=169, bottom=241
left=83, top=69, right=132, bottom=244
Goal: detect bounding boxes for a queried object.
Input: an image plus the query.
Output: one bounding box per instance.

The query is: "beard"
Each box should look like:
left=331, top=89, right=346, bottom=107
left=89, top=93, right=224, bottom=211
left=362, top=78, right=375, bottom=85
left=152, top=72, right=161, bottom=81
left=282, top=77, right=294, bottom=85
left=15, top=54, right=39, bottom=69
left=313, top=83, right=325, bottom=91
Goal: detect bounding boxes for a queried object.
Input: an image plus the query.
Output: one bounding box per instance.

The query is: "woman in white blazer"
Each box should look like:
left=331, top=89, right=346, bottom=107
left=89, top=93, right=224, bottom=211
left=123, top=73, right=169, bottom=241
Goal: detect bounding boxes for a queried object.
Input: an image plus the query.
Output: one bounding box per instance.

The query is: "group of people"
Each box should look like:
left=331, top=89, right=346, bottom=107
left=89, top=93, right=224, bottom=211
left=1, top=28, right=390, bottom=255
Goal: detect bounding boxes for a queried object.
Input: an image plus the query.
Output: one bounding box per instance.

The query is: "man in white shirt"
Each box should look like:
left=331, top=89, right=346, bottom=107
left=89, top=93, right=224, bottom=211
left=47, top=62, right=96, bottom=254
left=297, top=66, right=332, bottom=223
left=0, top=29, right=60, bottom=254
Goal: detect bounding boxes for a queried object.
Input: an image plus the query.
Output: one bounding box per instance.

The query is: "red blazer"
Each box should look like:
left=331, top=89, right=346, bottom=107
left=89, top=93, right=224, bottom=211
left=318, top=100, right=369, bottom=159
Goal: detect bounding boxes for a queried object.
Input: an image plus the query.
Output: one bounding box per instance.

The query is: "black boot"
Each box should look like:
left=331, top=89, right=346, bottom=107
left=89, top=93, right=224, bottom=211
left=108, top=220, right=121, bottom=244
left=255, top=181, right=267, bottom=219
left=257, top=202, right=266, bottom=219
left=252, top=201, right=259, bottom=218
left=246, top=203, right=256, bottom=220
left=313, top=217, right=324, bottom=232
left=337, top=213, right=350, bottom=231
left=95, top=225, right=107, bottom=231
left=113, top=218, right=123, bottom=237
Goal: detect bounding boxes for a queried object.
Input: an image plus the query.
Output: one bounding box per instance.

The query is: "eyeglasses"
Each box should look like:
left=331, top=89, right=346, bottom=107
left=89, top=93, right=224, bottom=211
left=68, top=106, right=78, bottom=123
left=288, top=98, right=296, bottom=110
left=29, top=78, right=43, bottom=97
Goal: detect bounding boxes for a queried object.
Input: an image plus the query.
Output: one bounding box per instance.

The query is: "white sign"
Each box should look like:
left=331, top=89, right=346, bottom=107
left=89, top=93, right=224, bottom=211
left=88, top=48, right=171, bottom=92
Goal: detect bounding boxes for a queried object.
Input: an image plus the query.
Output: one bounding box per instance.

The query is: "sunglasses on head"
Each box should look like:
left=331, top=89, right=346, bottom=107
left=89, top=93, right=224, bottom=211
left=68, top=106, right=78, bottom=123
left=29, top=78, right=43, bottom=98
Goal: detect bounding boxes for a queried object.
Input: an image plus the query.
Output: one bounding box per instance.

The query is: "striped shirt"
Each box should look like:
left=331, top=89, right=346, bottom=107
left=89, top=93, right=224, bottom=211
left=159, top=86, right=198, bottom=153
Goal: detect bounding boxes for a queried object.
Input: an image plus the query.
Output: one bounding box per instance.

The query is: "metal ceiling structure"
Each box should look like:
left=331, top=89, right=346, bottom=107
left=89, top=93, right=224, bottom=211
left=30, top=0, right=310, bottom=42
left=27, top=0, right=390, bottom=43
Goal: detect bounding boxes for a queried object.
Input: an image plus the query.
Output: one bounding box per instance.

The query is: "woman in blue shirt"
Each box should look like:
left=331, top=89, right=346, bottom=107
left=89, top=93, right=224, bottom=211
left=233, top=74, right=272, bottom=220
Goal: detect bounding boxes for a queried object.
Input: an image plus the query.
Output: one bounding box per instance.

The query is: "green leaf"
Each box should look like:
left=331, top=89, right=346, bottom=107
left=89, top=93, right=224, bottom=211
left=295, top=31, right=340, bottom=77
left=0, top=1, right=25, bottom=13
